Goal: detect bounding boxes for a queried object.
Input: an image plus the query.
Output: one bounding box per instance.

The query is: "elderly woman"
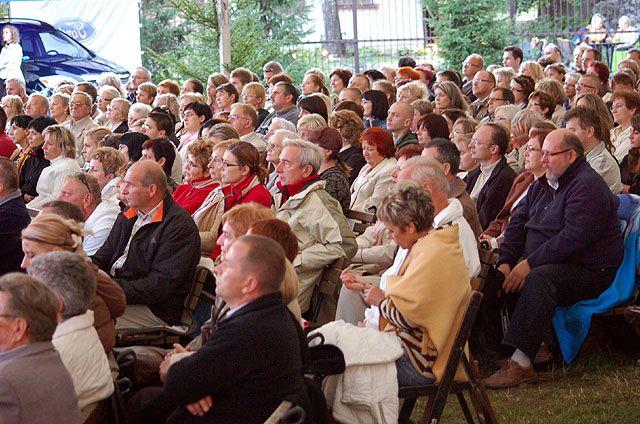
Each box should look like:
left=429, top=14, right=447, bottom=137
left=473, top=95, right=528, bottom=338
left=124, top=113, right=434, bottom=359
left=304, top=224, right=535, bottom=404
left=215, top=82, right=239, bottom=113
left=362, top=90, right=389, bottom=129
left=527, top=90, right=555, bottom=120
left=505, top=108, right=542, bottom=172
left=297, top=113, right=327, bottom=140
left=21, top=213, right=126, bottom=355
left=27, top=125, right=81, bottom=209
left=95, top=85, right=121, bottom=126
left=331, top=109, right=366, bottom=185
left=97, top=72, right=125, bottom=96
left=128, top=102, right=151, bottom=129
left=397, top=81, right=429, bottom=104
left=480, top=122, right=555, bottom=248
left=80, top=126, right=111, bottom=170
left=173, top=139, right=218, bottom=215
left=88, top=146, right=126, bottom=203
left=433, top=81, right=469, bottom=114
left=416, top=113, right=449, bottom=147
left=106, top=97, right=130, bottom=133
left=343, top=182, right=470, bottom=387
left=194, top=141, right=272, bottom=258
left=493, top=67, right=517, bottom=89
left=265, top=128, right=297, bottom=191
left=306, top=126, right=351, bottom=211
left=350, top=127, right=397, bottom=212
left=153, top=93, right=181, bottom=124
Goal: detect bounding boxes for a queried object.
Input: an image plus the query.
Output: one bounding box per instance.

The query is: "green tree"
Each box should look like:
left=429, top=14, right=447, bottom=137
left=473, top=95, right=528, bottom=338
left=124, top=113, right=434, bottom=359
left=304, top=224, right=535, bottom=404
left=424, top=0, right=513, bottom=69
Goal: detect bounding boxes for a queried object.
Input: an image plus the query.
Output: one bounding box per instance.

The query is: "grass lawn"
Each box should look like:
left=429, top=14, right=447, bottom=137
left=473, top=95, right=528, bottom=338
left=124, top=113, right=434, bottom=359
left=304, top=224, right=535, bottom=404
left=411, top=354, right=640, bottom=423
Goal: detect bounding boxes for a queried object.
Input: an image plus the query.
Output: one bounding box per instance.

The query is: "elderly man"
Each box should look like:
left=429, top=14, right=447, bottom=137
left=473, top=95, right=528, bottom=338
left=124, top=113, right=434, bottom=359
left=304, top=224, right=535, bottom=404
left=470, top=70, right=496, bottom=121
left=5, top=78, right=27, bottom=103
left=130, top=235, right=307, bottom=423
left=502, top=46, right=523, bottom=73
left=64, top=91, right=97, bottom=166
left=422, top=138, right=483, bottom=237
left=576, top=74, right=601, bottom=96
left=348, top=73, right=371, bottom=93
left=564, top=106, right=621, bottom=194
left=229, top=103, right=266, bottom=152
left=0, top=273, right=82, bottom=423
left=563, top=72, right=580, bottom=108
left=465, top=123, right=516, bottom=229
left=91, top=160, right=200, bottom=329
left=0, top=158, right=30, bottom=275
left=543, top=43, right=562, bottom=63
left=387, top=101, right=418, bottom=149
left=58, top=173, right=120, bottom=255
left=484, top=129, right=623, bottom=388
left=28, top=252, right=113, bottom=416
left=25, top=93, right=49, bottom=117
left=462, top=54, right=484, bottom=99
left=127, top=66, right=152, bottom=103
left=88, top=147, right=126, bottom=204
left=257, top=82, right=300, bottom=135
left=275, top=139, right=356, bottom=313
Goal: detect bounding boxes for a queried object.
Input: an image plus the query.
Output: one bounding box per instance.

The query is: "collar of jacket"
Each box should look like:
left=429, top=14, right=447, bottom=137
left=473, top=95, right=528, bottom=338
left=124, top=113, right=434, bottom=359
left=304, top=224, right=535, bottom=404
left=123, top=195, right=168, bottom=222
left=539, top=156, right=588, bottom=190
left=277, top=173, right=320, bottom=202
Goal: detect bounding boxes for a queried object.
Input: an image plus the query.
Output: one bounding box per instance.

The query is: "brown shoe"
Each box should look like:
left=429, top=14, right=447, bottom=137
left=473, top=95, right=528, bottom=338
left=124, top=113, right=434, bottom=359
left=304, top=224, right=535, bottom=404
left=482, top=359, right=537, bottom=389
left=533, top=343, right=553, bottom=366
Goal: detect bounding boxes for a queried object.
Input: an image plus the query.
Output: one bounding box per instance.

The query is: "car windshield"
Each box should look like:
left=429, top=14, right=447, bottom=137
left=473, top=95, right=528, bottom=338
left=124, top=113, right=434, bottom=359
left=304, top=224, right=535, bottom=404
left=39, top=30, right=91, bottom=60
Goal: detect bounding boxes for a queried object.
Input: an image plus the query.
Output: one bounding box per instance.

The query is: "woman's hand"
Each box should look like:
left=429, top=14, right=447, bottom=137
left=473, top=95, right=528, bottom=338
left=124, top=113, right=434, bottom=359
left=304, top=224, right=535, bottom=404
left=340, top=269, right=366, bottom=291
left=361, top=285, right=385, bottom=306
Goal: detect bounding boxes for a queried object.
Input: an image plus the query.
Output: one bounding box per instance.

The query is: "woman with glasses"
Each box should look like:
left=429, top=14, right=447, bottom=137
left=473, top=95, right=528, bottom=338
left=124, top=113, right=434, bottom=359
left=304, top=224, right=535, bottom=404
left=173, top=139, right=218, bottom=215
left=510, top=75, right=535, bottom=109
left=609, top=90, right=640, bottom=162
left=480, top=122, right=555, bottom=247
left=106, top=98, right=130, bottom=134
left=194, top=141, right=272, bottom=258
left=27, top=125, right=81, bottom=210
left=362, top=89, right=389, bottom=129
left=95, top=86, right=121, bottom=126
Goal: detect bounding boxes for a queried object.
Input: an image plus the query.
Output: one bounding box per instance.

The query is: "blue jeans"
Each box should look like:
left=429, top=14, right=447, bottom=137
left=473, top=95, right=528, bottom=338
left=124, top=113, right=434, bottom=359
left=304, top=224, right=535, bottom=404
left=396, top=352, right=435, bottom=387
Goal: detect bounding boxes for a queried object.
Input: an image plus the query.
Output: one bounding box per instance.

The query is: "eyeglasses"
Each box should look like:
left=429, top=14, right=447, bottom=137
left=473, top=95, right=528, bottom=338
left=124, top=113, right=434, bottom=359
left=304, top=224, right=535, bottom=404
left=525, top=145, right=542, bottom=152
left=473, top=79, right=493, bottom=84
left=576, top=82, right=597, bottom=91
left=463, top=61, right=480, bottom=68
left=69, top=101, right=88, bottom=107
left=469, top=138, right=494, bottom=147
left=221, top=160, right=243, bottom=169
left=541, top=149, right=571, bottom=157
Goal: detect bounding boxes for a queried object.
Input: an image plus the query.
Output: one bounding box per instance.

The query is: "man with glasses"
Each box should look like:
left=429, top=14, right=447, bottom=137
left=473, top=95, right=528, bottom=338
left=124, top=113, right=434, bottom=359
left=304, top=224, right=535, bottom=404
left=563, top=72, right=581, bottom=108
left=484, top=129, right=622, bottom=389
left=57, top=173, right=120, bottom=255
left=470, top=70, right=496, bottom=121
left=465, top=123, right=516, bottom=229
left=63, top=91, right=97, bottom=167
left=575, top=74, right=601, bottom=96
left=461, top=54, right=484, bottom=99
left=229, top=104, right=266, bottom=153
left=483, top=87, right=515, bottom=124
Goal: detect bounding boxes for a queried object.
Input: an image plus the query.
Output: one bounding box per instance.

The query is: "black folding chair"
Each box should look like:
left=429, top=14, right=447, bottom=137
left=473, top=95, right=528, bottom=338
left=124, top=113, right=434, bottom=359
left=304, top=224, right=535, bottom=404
left=398, top=291, right=498, bottom=424
left=344, top=208, right=377, bottom=236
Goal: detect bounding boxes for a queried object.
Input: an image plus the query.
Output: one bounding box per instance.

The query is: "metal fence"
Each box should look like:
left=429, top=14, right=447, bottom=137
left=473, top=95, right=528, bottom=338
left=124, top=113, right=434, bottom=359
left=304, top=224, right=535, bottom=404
left=286, top=0, right=636, bottom=73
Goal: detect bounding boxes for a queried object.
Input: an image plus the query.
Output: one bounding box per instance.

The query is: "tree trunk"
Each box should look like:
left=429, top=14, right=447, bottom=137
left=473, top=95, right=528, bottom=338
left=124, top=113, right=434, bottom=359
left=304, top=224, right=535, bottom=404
left=322, top=0, right=346, bottom=56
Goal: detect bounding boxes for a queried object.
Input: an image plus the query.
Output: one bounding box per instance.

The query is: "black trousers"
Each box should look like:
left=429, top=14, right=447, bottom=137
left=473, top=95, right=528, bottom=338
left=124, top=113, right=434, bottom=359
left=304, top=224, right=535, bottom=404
left=503, top=263, right=617, bottom=360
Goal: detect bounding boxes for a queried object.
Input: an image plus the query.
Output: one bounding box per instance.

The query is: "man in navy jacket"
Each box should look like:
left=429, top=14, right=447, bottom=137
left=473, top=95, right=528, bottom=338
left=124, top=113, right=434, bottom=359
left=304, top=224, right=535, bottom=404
left=129, top=235, right=307, bottom=423
left=484, top=129, right=623, bottom=389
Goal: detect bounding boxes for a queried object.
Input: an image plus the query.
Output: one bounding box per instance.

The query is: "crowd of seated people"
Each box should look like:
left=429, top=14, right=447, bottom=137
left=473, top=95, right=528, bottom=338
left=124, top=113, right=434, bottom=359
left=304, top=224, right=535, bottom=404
left=0, top=42, right=639, bottom=422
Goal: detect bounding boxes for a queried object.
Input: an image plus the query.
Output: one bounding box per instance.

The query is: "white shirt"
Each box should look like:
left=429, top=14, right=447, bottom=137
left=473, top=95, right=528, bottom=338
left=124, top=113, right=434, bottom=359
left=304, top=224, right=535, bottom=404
left=470, top=158, right=501, bottom=202
left=83, top=201, right=121, bottom=255
left=240, top=132, right=267, bottom=153
left=101, top=177, right=120, bottom=204
left=0, top=42, right=24, bottom=81
left=585, top=141, right=622, bottom=194
left=63, top=116, right=97, bottom=167
left=612, top=125, right=632, bottom=163
left=28, top=156, right=81, bottom=210
left=363, top=247, right=409, bottom=329
left=52, top=310, right=114, bottom=410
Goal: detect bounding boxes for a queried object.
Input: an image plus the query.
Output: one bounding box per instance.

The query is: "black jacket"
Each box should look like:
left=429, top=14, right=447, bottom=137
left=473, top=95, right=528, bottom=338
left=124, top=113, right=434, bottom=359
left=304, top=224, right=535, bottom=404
left=163, top=293, right=307, bottom=424
left=19, top=147, right=49, bottom=198
left=113, top=121, right=129, bottom=134
left=0, top=192, right=30, bottom=276
left=464, top=156, right=516, bottom=230
left=91, top=195, right=200, bottom=324
left=339, top=146, right=367, bottom=186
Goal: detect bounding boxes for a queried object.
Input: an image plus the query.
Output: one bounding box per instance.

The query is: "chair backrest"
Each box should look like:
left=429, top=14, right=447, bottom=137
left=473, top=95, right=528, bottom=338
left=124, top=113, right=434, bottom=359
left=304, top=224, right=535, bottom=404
left=344, top=209, right=376, bottom=235
left=179, top=265, right=210, bottom=329
left=472, top=242, right=498, bottom=291
left=305, top=257, right=350, bottom=322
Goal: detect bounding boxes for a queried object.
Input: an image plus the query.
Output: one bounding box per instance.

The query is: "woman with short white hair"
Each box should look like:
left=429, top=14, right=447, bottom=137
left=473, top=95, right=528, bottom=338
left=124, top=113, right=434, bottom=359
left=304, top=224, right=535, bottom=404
left=95, top=85, right=121, bottom=126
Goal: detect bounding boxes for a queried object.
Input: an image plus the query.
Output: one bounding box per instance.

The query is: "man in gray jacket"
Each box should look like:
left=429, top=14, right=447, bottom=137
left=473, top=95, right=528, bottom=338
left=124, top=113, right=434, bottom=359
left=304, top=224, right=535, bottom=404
left=0, top=273, right=82, bottom=423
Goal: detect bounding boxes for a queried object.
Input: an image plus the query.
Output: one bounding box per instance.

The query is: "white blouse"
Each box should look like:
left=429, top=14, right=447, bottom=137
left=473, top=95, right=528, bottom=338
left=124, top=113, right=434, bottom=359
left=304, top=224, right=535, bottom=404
left=0, top=42, right=24, bottom=81
left=28, top=156, right=81, bottom=210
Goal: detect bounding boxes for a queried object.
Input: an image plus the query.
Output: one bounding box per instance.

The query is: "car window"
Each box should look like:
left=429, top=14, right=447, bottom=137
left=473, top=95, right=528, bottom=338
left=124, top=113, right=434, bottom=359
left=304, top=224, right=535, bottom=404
left=20, top=33, right=37, bottom=60
left=39, top=31, right=90, bottom=59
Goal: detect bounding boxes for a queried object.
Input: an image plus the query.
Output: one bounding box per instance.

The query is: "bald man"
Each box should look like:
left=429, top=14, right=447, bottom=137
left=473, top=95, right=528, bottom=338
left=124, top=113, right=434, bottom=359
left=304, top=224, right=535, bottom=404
left=470, top=70, right=496, bottom=120
left=485, top=129, right=623, bottom=389
left=91, top=160, right=201, bottom=330
left=25, top=93, right=49, bottom=117
left=386, top=101, right=418, bottom=149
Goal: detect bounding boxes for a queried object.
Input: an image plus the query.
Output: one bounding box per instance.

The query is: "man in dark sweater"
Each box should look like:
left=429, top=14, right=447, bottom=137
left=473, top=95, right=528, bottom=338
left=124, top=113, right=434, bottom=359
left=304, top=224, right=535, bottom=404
left=130, top=235, right=307, bottom=423
left=484, top=129, right=623, bottom=389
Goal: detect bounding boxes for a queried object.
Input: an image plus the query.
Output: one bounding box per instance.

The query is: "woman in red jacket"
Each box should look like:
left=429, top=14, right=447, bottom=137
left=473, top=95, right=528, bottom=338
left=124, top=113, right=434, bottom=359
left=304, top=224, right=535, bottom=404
left=173, top=139, right=218, bottom=215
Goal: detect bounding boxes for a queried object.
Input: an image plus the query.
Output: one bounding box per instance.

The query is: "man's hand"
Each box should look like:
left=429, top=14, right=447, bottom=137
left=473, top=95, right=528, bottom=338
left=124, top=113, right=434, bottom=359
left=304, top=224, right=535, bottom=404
left=497, top=263, right=511, bottom=278
left=186, top=396, right=213, bottom=416
left=159, top=356, right=172, bottom=383
left=340, top=269, right=366, bottom=291
left=361, top=285, right=385, bottom=306
left=502, top=260, right=531, bottom=293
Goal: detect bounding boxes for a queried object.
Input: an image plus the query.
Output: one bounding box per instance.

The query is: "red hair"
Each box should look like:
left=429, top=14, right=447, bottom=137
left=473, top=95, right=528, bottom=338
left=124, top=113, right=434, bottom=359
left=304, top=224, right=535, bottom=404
left=588, top=61, right=610, bottom=85
left=360, top=127, right=396, bottom=158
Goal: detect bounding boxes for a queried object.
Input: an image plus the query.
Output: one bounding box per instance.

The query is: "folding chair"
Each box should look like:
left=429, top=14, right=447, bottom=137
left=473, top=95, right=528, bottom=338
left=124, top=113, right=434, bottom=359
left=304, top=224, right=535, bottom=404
left=115, top=265, right=210, bottom=347
left=344, top=208, right=376, bottom=236
left=304, top=257, right=350, bottom=324
left=472, top=241, right=499, bottom=291
left=398, top=291, right=498, bottom=424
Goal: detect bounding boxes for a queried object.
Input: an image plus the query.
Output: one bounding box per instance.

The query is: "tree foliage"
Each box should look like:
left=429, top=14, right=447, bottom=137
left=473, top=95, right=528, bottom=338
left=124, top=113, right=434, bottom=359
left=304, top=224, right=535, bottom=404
left=424, top=0, right=513, bottom=69
left=140, top=0, right=309, bottom=82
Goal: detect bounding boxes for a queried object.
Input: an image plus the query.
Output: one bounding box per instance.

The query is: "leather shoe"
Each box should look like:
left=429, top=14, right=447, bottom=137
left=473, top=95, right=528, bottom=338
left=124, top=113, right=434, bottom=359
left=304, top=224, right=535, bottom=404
left=482, top=359, right=537, bottom=389
left=625, top=306, right=640, bottom=327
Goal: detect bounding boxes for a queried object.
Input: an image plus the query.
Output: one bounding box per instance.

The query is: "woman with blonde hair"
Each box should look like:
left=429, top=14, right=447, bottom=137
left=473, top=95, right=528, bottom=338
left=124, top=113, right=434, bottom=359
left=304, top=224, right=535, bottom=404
left=106, top=97, right=130, bottom=133
left=0, top=24, right=23, bottom=96
left=28, top=125, right=81, bottom=209
left=519, top=60, right=545, bottom=82
left=21, top=213, right=126, bottom=353
left=433, top=81, right=469, bottom=113
left=301, top=72, right=329, bottom=96
left=95, top=86, right=121, bottom=126
left=206, top=73, right=229, bottom=113
left=1, top=94, right=23, bottom=124
left=397, top=81, right=429, bottom=104
left=241, top=82, right=268, bottom=125
left=81, top=126, right=111, bottom=169
left=297, top=113, right=327, bottom=140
